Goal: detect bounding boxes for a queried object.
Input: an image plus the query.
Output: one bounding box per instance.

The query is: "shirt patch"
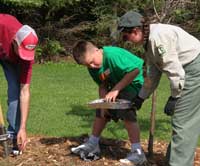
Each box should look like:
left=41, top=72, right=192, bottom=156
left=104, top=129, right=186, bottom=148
left=99, top=68, right=110, bottom=81
left=157, top=45, right=166, bottom=56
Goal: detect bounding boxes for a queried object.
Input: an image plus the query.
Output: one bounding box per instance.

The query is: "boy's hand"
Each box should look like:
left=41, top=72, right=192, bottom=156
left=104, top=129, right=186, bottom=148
left=105, top=90, right=119, bottom=102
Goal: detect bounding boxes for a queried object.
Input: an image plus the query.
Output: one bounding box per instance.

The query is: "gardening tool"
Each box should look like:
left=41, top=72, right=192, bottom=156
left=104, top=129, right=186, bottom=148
left=88, top=98, right=132, bottom=110
left=148, top=91, right=157, bottom=158
left=0, top=103, right=9, bottom=157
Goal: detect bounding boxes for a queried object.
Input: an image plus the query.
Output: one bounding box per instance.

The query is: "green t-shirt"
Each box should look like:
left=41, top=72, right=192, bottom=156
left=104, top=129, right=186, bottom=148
left=88, top=46, right=144, bottom=95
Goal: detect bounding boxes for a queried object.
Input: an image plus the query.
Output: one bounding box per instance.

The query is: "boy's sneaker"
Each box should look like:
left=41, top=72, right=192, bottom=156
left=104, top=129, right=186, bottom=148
left=71, top=141, right=100, bottom=161
left=120, top=149, right=147, bottom=166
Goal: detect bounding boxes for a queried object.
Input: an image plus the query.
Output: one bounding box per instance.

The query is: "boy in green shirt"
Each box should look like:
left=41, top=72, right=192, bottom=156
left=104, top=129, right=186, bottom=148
left=71, top=40, right=147, bottom=165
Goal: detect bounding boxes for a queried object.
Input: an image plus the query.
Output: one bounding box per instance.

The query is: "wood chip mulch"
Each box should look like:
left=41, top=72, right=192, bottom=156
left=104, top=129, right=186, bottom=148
left=0, top=135, right=199, bottom=166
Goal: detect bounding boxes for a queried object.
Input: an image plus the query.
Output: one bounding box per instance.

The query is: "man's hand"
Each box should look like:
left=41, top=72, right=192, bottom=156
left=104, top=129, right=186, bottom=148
left=132, top=95, right=144, bottom=110
left=164, top=96, right=179, bottom=116
left=17, top=128, right=28, bottom=151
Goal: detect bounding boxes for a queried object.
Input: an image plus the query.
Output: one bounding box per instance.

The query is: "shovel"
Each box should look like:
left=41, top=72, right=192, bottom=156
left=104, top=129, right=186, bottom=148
left=0, top=103, right=9, bottom=157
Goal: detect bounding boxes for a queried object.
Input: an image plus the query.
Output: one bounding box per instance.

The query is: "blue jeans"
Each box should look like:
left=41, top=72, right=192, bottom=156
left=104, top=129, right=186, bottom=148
left=0, top=60, right=21, bottom=136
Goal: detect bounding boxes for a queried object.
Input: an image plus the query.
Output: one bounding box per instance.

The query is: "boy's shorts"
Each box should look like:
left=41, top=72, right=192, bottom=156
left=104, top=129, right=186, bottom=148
left=96, top=91, right=137, bottom=122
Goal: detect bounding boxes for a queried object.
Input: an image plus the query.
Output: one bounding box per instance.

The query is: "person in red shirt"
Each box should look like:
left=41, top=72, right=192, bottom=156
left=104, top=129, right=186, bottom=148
left=0, top=14, right=38, bottom=154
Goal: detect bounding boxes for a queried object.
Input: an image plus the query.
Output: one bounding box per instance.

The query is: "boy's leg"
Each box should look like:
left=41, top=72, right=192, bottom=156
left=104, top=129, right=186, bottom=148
left=120, top=120, right=147, bottom=165
left=114, top=91, right=147, bottom=164
left=124, top=120, right=140, bottom=143
left=0, top=60, right=20, bottom=137
left=92, top=117, right=108, bottom=137
left=71, top=110, right=109, bottom=160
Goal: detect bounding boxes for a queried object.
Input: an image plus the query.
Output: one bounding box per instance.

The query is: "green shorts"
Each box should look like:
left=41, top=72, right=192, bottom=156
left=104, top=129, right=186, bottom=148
left=96, top=91, right=137, bottom=122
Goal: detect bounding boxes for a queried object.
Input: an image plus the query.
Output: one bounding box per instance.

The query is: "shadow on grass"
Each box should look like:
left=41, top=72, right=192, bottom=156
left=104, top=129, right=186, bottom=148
left=67, top=104, right=171, bottom=140
left=66, top=104, right=129, bottom=137
left=139, top=117, right=171, bottom=133
left=66, top=104, right=94, bottom=119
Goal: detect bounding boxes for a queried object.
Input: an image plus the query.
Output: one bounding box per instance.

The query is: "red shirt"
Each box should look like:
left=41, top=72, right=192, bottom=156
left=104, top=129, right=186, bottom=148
left=0, top=14, right=33, bottom=84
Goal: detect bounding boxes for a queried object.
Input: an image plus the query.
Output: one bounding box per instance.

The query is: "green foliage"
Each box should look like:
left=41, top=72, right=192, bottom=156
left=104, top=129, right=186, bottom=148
left=35, top=39, right=66, bottom=62
left=41, top=0, right=69, bottom=21
left=197, top=21, right=200, bottom=32
left=35, top=45, right=43, bottom=62
left=0, top=0, right=43, bottom=7
left=90, top=0, right=153, bottom=46
left=1, top=0, right=200, bottom=62
left=123, top=42, right=145, bottom=57
left=44, top=39, right=66, bottom=56
left=173, top=9, right=192, bottom=24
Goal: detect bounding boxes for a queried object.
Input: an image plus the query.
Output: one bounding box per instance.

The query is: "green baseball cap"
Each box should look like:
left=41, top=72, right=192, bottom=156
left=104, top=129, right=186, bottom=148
left=118, top=11, right=143, bottom=31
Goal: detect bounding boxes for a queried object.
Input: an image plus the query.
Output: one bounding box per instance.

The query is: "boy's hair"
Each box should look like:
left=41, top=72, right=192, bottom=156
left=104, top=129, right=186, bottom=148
left=72, top=40, right=95, bottom=64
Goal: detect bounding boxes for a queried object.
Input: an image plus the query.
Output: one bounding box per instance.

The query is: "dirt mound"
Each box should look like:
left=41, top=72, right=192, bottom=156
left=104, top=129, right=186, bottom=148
left=0, top=135, right=200, bottom=166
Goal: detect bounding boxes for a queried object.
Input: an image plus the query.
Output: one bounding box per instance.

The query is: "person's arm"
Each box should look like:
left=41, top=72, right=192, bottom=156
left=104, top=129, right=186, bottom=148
left=154, top=32, right=185, bottom=98
left=99, top=82, right=108, bottom=98
left=139, top=63, right=162, bottom=99
left=20, top=84, right=30, bottom=128
left=105, top=69, right=139, bottom=102
left=98, top=82, right=109, bottom=116
left=161, top=52, right=185, bottom=98
left=17, top=60, right=33, bottom=151
left=17, top=84, right=30, bottom=150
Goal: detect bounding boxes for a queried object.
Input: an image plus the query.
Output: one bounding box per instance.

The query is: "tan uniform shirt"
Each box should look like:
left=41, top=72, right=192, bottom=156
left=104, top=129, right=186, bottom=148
left=139, top=23, right=200, bottom=98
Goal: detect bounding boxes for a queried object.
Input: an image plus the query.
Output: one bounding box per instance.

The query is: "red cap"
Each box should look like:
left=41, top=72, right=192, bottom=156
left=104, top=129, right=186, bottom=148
left=15, top=25, right=38, bottom=61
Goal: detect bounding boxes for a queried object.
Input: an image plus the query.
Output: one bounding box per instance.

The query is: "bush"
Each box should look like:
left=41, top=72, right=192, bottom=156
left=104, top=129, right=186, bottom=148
left=172, top=9, right=192, bottom=24
left=2, top=0, right=200, bottom=63
left=35, top=39, right=66, bottom=63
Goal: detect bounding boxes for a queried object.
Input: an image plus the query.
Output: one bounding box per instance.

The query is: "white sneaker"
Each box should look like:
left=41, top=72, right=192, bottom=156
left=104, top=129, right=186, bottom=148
left=71, top=141, right=100, bottom=161
left=120, top=149, right=147, bottom=166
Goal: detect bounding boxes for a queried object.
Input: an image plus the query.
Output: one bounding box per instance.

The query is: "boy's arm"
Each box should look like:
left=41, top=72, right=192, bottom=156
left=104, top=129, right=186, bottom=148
left=99, top=82, right=108, bottom=98
left=99, top=82, right=109, bottom=115
left=105, top=69, right=139, bottom=102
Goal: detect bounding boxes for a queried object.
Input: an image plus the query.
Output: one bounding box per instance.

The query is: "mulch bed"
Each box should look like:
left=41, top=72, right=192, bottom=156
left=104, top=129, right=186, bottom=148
left=0, top=135, right=200, bottom=166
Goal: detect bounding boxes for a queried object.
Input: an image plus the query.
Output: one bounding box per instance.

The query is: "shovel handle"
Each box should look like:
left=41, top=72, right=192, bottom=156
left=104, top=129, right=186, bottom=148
left=148, top=90, right=157, bottom=157
left=0, top=103, right=9, bottom=157
left=0, top=103, right=4, bottom=125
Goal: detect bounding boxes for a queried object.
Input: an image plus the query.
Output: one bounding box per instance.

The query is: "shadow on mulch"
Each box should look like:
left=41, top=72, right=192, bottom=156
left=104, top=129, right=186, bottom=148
left=39, top=134, right=166, bottom=166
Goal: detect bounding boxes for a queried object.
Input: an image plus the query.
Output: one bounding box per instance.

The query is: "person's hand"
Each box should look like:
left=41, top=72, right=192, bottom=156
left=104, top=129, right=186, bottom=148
left=132, top=95, right=144, bottom=110
left=164, top=96, right=179, bottom=116
left=17, top=128, right=28, bottom=151
left=105, top=90, right=119, bottom=102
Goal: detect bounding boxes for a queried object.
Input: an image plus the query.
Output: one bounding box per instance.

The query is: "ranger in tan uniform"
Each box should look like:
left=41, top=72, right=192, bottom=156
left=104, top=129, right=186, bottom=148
left=140, top=23, right=200, bottom=99
left=118, top=11, right=200, bottom=166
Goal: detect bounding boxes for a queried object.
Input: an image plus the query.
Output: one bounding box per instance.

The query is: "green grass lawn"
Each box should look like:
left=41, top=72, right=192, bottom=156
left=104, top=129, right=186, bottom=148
left=0, top=62, right=172, bottom=142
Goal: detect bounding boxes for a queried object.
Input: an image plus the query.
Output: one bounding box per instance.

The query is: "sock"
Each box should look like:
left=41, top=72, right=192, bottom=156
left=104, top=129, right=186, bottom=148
left=131, top=143, right=142, bottom=154
left=88, top=135, right=100, bottom=145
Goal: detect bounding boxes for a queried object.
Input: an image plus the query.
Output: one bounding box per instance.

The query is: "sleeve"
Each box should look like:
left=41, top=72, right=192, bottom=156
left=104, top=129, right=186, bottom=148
left=152, top=33, right=185, bottom=98
left=19, top=60, right=34, bottom=84
left=139, top=63, right=162, bottom=99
